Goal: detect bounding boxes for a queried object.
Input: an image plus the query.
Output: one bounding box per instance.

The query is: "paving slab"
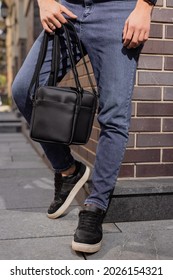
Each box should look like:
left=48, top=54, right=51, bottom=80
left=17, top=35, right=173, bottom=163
left=0, top=169, right=89, bottom=209
left=12, top=154, right=42, bottom=162
left=0, top=133, right=25, bottom=142
left=0, top=112, right=20, bottom=122
left=0, top=208, right=79, bottom=240
left=85, top=224, right=173, bottom=260
left=0, top=167, right=52, bottom=179
left=116, top=219, right=173, bottom=232
left=0, top=161, right=46, bottom=169
left=0, top=236, right=84, bottom=260
left=9, top=142, right=34, bottom=148
left=0, top=168, right=54, bottom=209
left=0, top=145, right=11, bottom=153
left=0, top=208, right=118, bottom=241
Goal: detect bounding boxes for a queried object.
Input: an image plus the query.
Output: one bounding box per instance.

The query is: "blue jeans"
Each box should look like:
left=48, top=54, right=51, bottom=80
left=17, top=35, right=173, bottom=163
left=12, top=0, right=140, bottom=211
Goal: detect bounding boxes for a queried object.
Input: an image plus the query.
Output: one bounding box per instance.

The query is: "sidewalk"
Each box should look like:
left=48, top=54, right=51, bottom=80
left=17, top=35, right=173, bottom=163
left=0, top=112, right=173, bottom=260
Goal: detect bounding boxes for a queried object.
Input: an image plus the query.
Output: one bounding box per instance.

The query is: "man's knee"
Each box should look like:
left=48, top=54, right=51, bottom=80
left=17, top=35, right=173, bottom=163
left=11, top=74, right=29, bottom=108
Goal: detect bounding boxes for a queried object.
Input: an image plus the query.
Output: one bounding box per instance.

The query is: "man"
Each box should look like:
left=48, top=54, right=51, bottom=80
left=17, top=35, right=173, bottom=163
left=12, top=0, right=156, bottom=253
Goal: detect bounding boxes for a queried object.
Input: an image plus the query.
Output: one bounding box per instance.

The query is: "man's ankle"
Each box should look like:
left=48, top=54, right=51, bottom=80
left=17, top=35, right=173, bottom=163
left=61, top=164, right=76, bottom=177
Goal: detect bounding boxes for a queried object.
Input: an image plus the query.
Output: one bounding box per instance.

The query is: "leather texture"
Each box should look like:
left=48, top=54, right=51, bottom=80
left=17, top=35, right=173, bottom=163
left=30, top=21, right=98, bottom=145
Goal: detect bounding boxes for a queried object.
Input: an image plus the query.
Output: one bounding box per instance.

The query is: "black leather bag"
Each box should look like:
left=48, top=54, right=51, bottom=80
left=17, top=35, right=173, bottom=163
left=30, top=21, right=98, bottom=145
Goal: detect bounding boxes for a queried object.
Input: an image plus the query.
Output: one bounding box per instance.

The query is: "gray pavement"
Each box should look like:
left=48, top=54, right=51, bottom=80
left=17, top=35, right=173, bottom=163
left=0, top=112, right=173, bottom=260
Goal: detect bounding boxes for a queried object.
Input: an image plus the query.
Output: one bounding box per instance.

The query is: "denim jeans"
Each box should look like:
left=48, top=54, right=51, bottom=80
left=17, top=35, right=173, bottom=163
left=12, top=0, right=141, bottom=211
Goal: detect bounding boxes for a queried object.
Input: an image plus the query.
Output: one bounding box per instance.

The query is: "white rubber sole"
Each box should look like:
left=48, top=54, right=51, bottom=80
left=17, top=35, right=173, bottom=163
left=72, top=240, right=102, bottom=253
left=47, top=165, right=90, bottom=219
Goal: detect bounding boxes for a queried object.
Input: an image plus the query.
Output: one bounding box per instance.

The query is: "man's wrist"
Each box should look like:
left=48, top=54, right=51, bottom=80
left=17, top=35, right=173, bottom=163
left=144, top=0, right=157, bottom=5
left=136, top=0, right=155, bottom=12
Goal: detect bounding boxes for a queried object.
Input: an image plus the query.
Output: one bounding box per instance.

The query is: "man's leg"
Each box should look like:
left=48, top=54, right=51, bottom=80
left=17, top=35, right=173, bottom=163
left=64, top=0, right=141, bottom=252
left=12, top=28, right=90, bottom=219
left=83, top=0, right=141, bottom=211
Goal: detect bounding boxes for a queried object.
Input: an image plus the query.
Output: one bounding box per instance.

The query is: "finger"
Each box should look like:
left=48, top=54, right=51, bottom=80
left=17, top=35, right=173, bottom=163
left=138, top=30, right=148, bottom=44
left=60, top=6, right=77, bottom=19
left=48, top=21, right=56, bottom=31
left=127, top=30, right=140, bottom=49
left=49, top=17, right=62, bottom=28
left=42, top=21, right=53, bottom=33
left=122, top=21, right=128, bottom=41
left=143, top=30, right=150, bottom=42
left=123, top=26, right=134, bottom=47
left=51, top=13, right=67, bottom=26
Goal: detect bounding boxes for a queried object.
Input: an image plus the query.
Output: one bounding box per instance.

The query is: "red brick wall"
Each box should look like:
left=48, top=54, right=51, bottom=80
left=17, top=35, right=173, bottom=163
left=60, top=1, right=173, bottom=179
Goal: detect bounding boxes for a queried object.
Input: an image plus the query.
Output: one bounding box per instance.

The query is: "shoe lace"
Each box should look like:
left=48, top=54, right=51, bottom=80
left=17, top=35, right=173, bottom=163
left=79, top=211, right=103, bottom=232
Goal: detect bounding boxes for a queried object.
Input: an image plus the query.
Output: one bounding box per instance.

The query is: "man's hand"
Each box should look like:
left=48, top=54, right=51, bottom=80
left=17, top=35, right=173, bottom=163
left=37, top=0, right=77, bottom=32
left=123, top=0, right=154, bottom=49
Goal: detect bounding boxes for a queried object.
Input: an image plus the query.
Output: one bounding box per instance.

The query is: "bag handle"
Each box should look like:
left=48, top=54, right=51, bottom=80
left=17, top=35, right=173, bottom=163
left=48, top=30, right=61, bottom=87
left=65, top=21, right=98, bottom=97
left=49, top=22, right=97, bottom=96
left=29, top=31, right=52, bottom=99
left=29, top=21, right=98, bottom=100
left=61, top=24, right=83, bottom=93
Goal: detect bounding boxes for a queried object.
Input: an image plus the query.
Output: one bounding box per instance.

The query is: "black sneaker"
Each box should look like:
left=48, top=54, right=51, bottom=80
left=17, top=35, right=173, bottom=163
left=47, top=161, right=90, bottom=219
left=72, top=205, right=105, bottom=253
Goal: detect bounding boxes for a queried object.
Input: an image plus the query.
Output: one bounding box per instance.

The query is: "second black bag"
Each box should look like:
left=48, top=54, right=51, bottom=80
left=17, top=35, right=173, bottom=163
left=30, top=21, right=98, bottom=145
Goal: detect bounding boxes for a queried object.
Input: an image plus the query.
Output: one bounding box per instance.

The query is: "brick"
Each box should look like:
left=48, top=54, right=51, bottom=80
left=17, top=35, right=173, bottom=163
left=130, top=118, right=161, bottom=132
left=131, top=102, right=135, bottom=116
left=93, top=116, right=100, bottom=129
left=164, top=57, right=173, bottom=70
left=163, top=149, right=173, bottom=162
left=152, top=7, right=173, bottom=23
left=142, top=40, right=173, bottom=55
left=150, top=24, right=163, bottom=38
left=133, top=86, right=161, bottom=101
left=165, top=25, right=173, bottom=39
left=87, top=151, right=96, bottom=165
left=90, top=127, right=100, bottom=141
left=77, top=64, right=85, bottom=76
left=85, top=55, right=90, bottom=63
left=138, top=55, right=162, bottom=70
left=119, top=164, right=134, bottom=178
left=156, top=0, right=163, bottom=6
left=86, top=61, right=94, bottom=74
left=136, top=164, right=173, bottom=177
left=162, top=118, right=173, bottom=132
left=163, top=87, right=173, bottom=100
left=80, top=76, right=91, bottom=88
left=77, top=146, right=88, bottom=161
left=71, top=145, right=80, bottom=154
left=127, top=134, right=135, bottom=148
left=123, top=149, right=160, bottom=163
left=167, top=0, right=173, bottom=7
left=137, top=103, right=173, bottom=116
left=138, top=71, right=173, bottom=86
left=86, top=139, right=97, bottom=153
left=136, top=134, right=173, bottom=147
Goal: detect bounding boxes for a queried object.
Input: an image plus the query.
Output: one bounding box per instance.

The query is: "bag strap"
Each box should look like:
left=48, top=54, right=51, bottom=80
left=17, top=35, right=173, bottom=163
left=61, top=25, right=83, bottom=93
left=29, top=31, right=50, bottom=99
left=48, top=22, right=97, bottom=96
left=48, top=30, right=61, bottom=86
left=29, top=21, right=98, bottom=99
left=65, top=21, right=98, bottom=97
